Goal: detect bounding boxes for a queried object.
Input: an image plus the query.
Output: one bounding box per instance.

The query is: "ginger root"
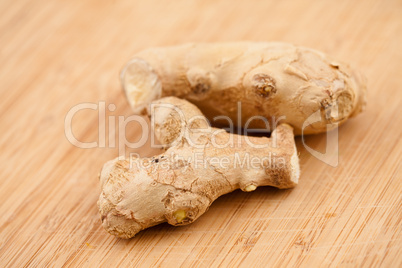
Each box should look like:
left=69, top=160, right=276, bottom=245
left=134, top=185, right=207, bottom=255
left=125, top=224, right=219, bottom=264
left=98, top=97, right=300, bottom=239
left=121, top=42, right=367, bottom=135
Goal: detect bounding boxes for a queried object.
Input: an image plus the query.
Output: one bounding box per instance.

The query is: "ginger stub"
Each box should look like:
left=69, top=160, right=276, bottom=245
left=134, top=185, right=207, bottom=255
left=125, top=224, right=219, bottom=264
left=121, top=42, right=366, bottom=135
left=98, top=97, right=300, bottom=239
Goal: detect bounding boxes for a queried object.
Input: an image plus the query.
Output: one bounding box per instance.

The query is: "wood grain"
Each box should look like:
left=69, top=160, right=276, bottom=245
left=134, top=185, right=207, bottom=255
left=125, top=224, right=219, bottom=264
left=0, top=0, right=401, bottom=267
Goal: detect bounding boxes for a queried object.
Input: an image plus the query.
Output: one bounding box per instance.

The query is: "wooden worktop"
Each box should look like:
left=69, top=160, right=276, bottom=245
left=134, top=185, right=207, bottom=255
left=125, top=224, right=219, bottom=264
left=0, top=0, right=401, bottom=266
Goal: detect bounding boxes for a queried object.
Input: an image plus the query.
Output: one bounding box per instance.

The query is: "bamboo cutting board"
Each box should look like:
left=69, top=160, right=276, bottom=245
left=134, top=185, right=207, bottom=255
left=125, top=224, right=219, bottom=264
left=0, top=0, right=401, bottom=267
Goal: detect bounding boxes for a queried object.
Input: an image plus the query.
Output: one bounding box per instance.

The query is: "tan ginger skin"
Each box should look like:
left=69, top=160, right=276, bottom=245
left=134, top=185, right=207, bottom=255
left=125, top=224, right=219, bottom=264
left=98, top=97, right=300, bottom=239
left=121, top=42, right=367, bottom=135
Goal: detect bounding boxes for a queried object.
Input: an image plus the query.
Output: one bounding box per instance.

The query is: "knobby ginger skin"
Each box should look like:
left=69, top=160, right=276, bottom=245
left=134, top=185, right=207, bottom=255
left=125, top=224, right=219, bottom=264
left=98, top=97, right=300, bottom=239
left=121, top=42, right=367, bottom=135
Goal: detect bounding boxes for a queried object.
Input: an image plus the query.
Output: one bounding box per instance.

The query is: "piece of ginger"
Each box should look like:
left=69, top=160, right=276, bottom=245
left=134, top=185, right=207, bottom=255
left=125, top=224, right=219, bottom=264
left=121, top=42, right=367, bottom=135
left=98, top=97, right=300, bottom=239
